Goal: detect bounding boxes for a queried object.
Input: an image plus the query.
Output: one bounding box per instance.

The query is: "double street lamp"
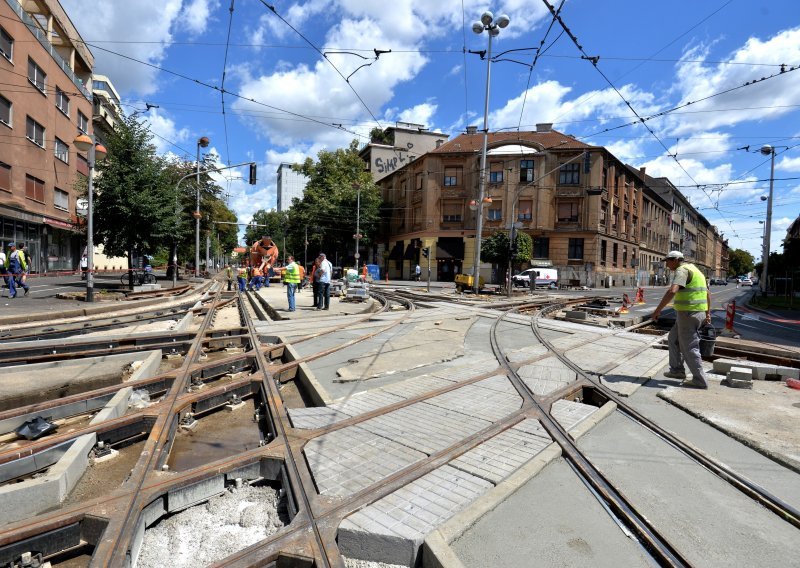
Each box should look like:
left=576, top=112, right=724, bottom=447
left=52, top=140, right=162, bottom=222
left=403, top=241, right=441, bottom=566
left=73, top=133, right=107, bottom=302
left=195, top=136, right=210, bottom=278
left=471, top=11, right=510, bottom=293
left=759, top=144, right=776, bottom=295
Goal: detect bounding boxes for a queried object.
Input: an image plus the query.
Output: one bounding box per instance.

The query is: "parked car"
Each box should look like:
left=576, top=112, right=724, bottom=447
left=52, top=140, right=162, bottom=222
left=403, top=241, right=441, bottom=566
left=709, top=277, right=727, bottom=285
left=739, top=277, right=753, bottom=286
left=511, top=268, right=558, bottom=289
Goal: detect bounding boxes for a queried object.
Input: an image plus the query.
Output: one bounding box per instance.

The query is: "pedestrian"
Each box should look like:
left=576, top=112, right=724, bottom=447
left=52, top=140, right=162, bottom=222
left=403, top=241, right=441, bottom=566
left=80, top=255, right=89, bottom=280
left=17, top=244, right=30, bottom=289
left=317, top=253, right=332, bottom=310
left=237, top=264, right=248, bottom=292
left=284, top=255, right=300, bottom=312
left=310, top=257, right=321, bottom=308
left=225, top=264, right=233, bottom=291
left=361, top=262, right=368, bottom=282
left=415, top=263, right=421, bottom=282
left=0, top=247, right=7, bottom=291
left=652, top=251, right=711, bottom=389
left=5, top=243, right=29, bottom=298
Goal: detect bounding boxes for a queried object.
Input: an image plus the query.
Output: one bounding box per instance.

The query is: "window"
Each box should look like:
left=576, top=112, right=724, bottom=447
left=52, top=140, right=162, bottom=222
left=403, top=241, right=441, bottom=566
left=77, top=154, right=89, bottom=176
left=518, top=200, right=532, bottom=221
left=0, top=26, right=12, bottom=62
left=623, top=245, right=628, bottom=268
left=56, top=87, right=70, bottom=116
left=27, top=58, right=46, bottom=93
left=533, top=237, right=549, bottom=259
left=416, top=173, right=423, bottom=190
left=623, top=212, right=629, bottom=232
left=520, top=159, right=534, bottom=182
left=558, top=162, right=580, bottom=185
left=600, top=203, right=608, bottom=226
left=54, top=187, right=69, bottom=210
left=444, top=166, right=461, bottom=187
left=489, top=162, right=503, bottom=183
left=78, top=110, right=88, bottom=133
left=568, top=238, right=584, bottom=260
left=26, top=116, right=45, bottom=147
left=25, top=174, right=45, bottom=202
left=54, top=137, right=69, bottom=163
left=557, top=202, right=579, bottom=223
left=442, top=201, right=462, bottom=222
left=487, top=201, right=502, bottom=221
left=600, top=240, right=607, bottom=265
left=0, top=94, right=10, bottom=127
left=0, top=162, right=10, bottom=192
left=612, top=242, right=618, bottom=266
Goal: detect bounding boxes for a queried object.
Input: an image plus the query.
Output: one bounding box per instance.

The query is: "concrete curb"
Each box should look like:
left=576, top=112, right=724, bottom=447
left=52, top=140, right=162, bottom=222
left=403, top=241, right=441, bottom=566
left=281, top=339, right=334, bottom=405
left=128, top=350, right=163, bottom=383
left=90, top=387, right=132, bottom=425
left=423, top=401, right=616, bottom=567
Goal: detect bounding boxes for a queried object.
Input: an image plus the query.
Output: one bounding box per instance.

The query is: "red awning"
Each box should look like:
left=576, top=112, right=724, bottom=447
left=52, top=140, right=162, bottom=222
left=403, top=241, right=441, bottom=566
left=43, top=216, right=79, bottom=232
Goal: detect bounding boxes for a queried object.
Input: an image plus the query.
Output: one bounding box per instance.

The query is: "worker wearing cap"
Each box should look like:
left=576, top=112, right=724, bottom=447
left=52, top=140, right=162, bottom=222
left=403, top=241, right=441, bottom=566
left=4, top=242, right=29, bottom=298
left=652, top=251, right=712, bottom=388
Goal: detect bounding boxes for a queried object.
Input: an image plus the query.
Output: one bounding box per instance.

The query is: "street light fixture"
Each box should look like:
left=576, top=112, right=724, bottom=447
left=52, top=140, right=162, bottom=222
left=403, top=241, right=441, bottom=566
left=73, top=133, right=107, bottom=302
left=195, top=136, right=210, bottom=278
left=759, top=145, right=775, bottom=295
left=471, top=10, right=510, bottom=294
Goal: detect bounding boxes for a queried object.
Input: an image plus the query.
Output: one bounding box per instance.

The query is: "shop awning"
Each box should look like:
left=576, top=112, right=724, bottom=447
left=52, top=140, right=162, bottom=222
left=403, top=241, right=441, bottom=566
left=43, top=216, right=79, bottom=232
left=436, top=237, right=465, bottom=259
left=403, top=242, right=417, bottom=260
left=388, top=241, right=404, bottom=260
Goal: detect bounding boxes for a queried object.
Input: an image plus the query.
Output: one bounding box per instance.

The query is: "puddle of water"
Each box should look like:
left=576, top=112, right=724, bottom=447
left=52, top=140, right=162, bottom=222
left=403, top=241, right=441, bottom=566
left=167, top=402, right=262, bottom=471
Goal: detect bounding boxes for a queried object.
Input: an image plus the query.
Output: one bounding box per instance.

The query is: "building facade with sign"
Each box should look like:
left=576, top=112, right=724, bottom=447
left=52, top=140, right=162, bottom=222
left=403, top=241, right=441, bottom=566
left=0, top=0, right=94, bottom=272
left=360, top=122, right=449, bottom=183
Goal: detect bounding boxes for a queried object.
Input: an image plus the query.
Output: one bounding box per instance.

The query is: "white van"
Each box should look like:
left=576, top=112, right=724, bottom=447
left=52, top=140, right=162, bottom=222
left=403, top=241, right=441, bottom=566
left=511, top=268, right=559, bottom=289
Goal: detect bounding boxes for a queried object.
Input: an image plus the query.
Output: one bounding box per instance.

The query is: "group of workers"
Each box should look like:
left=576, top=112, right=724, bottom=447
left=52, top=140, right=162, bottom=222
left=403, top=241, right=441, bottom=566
left=0, top=242, right=30, bottom=298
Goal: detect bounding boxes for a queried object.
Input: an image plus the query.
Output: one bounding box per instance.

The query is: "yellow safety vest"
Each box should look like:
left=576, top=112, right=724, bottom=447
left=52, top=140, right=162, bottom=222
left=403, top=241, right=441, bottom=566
left=284, top=262, right=301, bottom=284
left=673, top=263, right=708, bottom=312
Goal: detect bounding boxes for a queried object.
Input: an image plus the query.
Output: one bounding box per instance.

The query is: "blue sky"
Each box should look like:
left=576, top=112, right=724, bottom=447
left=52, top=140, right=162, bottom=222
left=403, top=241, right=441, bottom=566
left=61, top=0, right=800, bottom=258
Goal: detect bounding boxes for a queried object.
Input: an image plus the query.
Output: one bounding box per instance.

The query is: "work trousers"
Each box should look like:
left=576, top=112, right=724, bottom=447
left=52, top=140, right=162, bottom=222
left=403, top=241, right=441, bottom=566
left=316, top=282, right=330, bottom=309
left=668, top=311, right=707, bottom=386
left=237, top=276, right=246, bottom=291
left=312, top=282, right=320, bottom=307
left=286, top=283, right=297, bottom=311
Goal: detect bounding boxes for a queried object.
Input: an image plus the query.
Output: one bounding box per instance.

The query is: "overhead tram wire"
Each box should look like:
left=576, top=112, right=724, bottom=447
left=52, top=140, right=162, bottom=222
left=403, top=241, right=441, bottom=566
left=256, top=0, right=383, bottom=131
left=81, top=41, right=369, bottom=141
left=514, top=0, right=566, bottom=131
left=220, top=0, right=236, bottom=166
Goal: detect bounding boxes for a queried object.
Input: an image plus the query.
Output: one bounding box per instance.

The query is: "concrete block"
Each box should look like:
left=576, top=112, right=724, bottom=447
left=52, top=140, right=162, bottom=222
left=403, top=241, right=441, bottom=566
left=778, top=366, right=800, bottom=380
left=47, top=433, right=97, bottom=500
left=89, top=387, right=132, bottom=425
left=167, top=474, right=225, bottom=512
left=727, top=367, right=753, bottom=382
left=725, top=378, right=753, bottom=389
left=565, top=310, right=587, bottom=320
left=127, top=350, right=163, bottom=383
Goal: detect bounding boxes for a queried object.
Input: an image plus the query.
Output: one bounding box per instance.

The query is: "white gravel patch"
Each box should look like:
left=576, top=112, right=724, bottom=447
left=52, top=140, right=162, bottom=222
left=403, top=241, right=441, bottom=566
left=136, top=484, right=287, bottom=567
left=344, top=558, right=409, bottom=568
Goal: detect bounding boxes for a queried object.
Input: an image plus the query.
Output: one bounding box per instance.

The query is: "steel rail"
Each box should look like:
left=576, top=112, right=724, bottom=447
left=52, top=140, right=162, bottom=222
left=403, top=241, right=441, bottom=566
left=530, top=304, right=800, bottom=531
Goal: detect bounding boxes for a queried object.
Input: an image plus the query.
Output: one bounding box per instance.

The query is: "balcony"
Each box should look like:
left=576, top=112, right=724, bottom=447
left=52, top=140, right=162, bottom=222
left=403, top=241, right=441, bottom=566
left=556, top=188, right=583, bottom=198
left=5, top=0, right=92, bottom=100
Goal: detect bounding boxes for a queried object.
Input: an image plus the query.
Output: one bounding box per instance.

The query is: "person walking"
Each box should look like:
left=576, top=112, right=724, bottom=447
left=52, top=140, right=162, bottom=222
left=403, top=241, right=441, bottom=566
left=652, top=250, right=711, bottom=389
left=225, top=264, right=233, bottom=291
left=0, top=248, right=7, bottom=291
left=415, top=263, right=421, bottom=282
left=284, top=255, right=300, bottom=312
left=5, top=243, right=29, bottom=298
left=317, top=253, right=332, bottom=310
left=310, top=257, right=321, bottom=308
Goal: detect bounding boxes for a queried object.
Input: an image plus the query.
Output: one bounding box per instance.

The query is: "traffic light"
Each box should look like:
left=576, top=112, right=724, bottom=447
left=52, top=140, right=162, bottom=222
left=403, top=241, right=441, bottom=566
left=510, top=240, right=518, bottom=255
left=248, top=163, right=257, bottom=185
left=421, top=247, right=429, bottom=258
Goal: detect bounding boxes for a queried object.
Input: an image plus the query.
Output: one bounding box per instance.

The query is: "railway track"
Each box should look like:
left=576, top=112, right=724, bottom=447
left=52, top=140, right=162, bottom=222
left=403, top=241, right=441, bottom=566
left=0, top=284, right=796, bottom=567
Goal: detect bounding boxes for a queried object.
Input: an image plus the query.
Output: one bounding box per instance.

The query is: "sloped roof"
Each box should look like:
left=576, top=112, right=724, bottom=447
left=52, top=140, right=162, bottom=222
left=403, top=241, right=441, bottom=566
left=432, top=130, right=593, bottom=154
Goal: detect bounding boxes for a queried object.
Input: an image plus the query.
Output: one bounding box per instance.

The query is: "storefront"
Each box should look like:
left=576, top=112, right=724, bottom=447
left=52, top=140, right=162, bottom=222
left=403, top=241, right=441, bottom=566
left=0, top=209, right=43, bottom=274
left=43, top=217, right=80, bottom=272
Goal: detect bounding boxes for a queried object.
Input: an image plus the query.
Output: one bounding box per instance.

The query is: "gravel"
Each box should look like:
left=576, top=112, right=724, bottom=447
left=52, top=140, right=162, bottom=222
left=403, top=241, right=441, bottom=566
left=344, top=558, right=409, bottom=568
left=136, top=484, right=287, bottom=567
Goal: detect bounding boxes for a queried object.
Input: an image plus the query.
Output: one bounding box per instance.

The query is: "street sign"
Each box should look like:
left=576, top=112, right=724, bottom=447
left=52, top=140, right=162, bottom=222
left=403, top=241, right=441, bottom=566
left=354, top=253, right=360, bottom=259
left=353, top=233, right=363, bottom=239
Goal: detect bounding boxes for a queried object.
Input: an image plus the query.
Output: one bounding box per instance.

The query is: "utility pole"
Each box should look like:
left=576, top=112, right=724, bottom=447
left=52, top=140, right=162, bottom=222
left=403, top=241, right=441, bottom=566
left=353, top=183, right=362, bottom=266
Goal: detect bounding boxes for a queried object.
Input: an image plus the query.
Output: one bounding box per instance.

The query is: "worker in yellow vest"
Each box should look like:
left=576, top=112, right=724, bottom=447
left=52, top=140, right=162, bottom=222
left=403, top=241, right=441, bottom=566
left=283, top=255, right=301, bottom=312
left=236, top=265, right=248, bottom=292
left=652, top=250, right=711, bottom=388
left=225, top=264, right=233, bottom=291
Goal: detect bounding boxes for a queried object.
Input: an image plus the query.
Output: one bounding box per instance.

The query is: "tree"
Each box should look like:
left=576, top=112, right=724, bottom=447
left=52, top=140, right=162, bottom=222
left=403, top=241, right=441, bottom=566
left=93, top=114, right=175, bottom=287
left=727, top=248, right=755, bottom=277
left=244, top=209, right=289, bottom=250
left=287, top=141, right=382, bottom=266
left=480, top=231, right=533, bottom=283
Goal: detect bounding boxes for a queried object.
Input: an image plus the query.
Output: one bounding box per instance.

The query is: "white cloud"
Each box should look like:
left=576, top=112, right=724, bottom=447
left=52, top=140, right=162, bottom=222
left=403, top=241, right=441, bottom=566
left=179, top=0, right=220, bottom=36
left=777, top=155, right=800, bottom=172
left=61, top=0, right=183, bottom=96
left=144, top=111, right=191, bottom=155
left=397, top=102, right=438, bottom=127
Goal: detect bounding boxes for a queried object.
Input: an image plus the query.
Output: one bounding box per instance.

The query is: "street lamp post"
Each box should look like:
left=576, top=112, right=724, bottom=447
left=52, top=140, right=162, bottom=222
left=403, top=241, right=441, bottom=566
left=195, top=136, right=210, bottom=277
left=471, top=10, right=510, bottom=294
left=73, top=134, right=107, bottom=302
left=759, top=145, right=776, bottom=295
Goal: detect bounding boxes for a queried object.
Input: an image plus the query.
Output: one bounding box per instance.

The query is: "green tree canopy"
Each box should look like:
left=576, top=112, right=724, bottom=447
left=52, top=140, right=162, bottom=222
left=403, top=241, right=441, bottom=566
left=728, top=248, right=755, bottom=276
left=480, top=231, right=533, bottom=266
left=287, top=141, right=381, bottom=265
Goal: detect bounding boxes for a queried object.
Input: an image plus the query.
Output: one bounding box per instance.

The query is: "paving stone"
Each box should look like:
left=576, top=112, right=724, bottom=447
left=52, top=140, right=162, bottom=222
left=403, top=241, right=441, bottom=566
left=288, top=407, right=349, bottom=429
left=430, top=356, right=499, bottom=382
left=512, top=418, right=553, bottom=440
left=379, top=375, right=456, bottom=399
left=505, top=344, right=549, bottom=363
left=423, top=379, right=522, bottom=422
left=338, top=465, right=494, bottom=567
left=727, top=367, right=754, bottom=382
left=304, top=426, right=426, bottom=496
left=358, top=402, right=492, bottom=455
left=550, top=399, right=598, bottom=431
left=712, top=358, right=786, bottom=379
left=450, top=422, right=552, bottom=484
left=330, top=391, right=406, bottom=417
left=517, top=357, right=576, bottom=395
left=470, top=374, right=520, bottom=394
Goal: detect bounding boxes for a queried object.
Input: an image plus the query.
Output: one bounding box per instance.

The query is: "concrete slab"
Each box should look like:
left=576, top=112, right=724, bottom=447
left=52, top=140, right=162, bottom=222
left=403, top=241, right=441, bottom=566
left=90, top=387, right=132, bottom=425
left=422, top=379, right=521, bottom=422
left=338, top=465, right=493, bottom=567
left=517, top=356, right=576, bottom=395
left=304, top=426, right=426, bottom=497
left=712, top=358, right=799, bottom=380
left=504, top=344, right=549, bottom=363
left=658, top=379, right=800, bottom=472
left=288, top=407, right=349, bottom=429
left=550, top=399, right=599, bottom=432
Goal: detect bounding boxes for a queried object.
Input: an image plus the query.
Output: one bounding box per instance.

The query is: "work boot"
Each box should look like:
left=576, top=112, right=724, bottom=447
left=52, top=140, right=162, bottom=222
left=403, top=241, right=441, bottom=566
left=680, top=380, right=708, bottom=389
left=24, top=287, right=30, bottom=296
left=663, top=369, right=687, bottom=380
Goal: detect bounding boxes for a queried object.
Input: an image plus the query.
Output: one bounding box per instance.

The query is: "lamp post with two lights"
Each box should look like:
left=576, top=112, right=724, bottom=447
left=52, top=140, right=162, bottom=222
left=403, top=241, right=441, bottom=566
left=73, top=134, right=107, bottom=303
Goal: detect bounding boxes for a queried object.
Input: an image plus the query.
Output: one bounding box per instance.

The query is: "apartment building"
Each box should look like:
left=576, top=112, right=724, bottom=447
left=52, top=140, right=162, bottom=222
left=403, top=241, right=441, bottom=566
left=91, top=73, right=122, bottom=147
left=276, top=162, right=308, bottom=212
left=378, top=125, right=646, bottom=286
left=360, top=121, right=448, bottom=183
left=0, top=0, right=94, bottom=272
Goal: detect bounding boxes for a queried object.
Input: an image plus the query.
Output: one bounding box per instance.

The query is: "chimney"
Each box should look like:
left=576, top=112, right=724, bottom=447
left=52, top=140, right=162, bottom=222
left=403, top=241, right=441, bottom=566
left=436, top=139, right=444, bottom=148
left=466, top=125, right=478, bottom=135
left=535, top=123, right=553, bottom=132
left=639, top=166, right=646, bottom=179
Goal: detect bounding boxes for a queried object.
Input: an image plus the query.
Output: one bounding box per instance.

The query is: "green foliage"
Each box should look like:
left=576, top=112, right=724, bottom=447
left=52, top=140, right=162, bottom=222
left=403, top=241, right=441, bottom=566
left=244, top=210, right=289, bottom=248
left=728, top=248, right=755, bottom=276
left=480, top=231, right=533, bottom=266
left=287, top=141, right=382, bottom=264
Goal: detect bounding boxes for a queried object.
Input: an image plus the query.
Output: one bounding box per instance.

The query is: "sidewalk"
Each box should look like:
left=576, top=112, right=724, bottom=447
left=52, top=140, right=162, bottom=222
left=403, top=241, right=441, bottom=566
left=250, top=282, right=377, bottom=319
